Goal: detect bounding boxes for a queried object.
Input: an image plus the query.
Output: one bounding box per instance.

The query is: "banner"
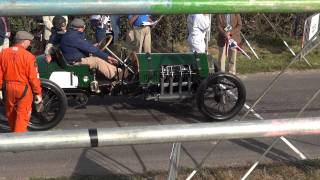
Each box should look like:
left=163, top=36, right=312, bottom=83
left=302, top=13, right=320, bottom=47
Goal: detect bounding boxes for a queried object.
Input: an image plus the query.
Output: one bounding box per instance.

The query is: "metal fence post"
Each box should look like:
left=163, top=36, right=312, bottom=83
left=168, top=143, right=181, bottom=180
left=262, top=14, right=312, bottom=67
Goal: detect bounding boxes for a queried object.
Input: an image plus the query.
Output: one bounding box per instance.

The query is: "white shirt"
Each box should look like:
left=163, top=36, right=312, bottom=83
left=187, top=14, right=210, bottom=53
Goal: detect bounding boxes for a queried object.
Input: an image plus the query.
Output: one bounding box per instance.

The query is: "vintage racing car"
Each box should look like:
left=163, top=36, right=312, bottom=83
left=29, top=42, right=246, bottom=130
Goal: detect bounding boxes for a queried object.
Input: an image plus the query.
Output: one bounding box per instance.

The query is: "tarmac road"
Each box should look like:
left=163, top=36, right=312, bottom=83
left=1, top=70, right=320, bottom=179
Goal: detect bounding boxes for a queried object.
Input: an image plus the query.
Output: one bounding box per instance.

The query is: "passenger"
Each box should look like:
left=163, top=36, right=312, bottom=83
left=44, top=16, right=67, bottom=62
left=187, top=14, right=210, bottom=53
left=42, top=16, right=68, bottom=43
left=0, top=31, right=42, bottom=132
left=60, top=18, right=125, bottom=80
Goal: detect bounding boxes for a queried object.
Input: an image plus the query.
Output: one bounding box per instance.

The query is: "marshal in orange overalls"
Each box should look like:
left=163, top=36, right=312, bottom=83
left=0, top=45, right=42, bottom=132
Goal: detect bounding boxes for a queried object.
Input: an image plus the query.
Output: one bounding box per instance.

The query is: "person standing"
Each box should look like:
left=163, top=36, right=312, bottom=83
left=216, top=14, right=242, bottom=75
left=0, top=31, right=42, bottom=132
left=110, top=15, right=121, bottom=43
left=90, top=15, right=112, bottom=43
left=187, top=14, right=210, bottom=53
left=128, top=15, right=153, bottom=53
left=0, top=16, right=11, bottom=52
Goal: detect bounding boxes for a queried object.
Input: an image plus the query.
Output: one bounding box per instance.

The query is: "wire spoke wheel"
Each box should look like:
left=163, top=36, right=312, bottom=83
left=29, top=79, right=67, bottom=131
left=196, top=73, right=246, bottom=121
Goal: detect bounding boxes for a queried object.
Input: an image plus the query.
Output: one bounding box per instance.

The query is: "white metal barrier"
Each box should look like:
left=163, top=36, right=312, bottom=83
left=1, top=117, right=320, bottom=152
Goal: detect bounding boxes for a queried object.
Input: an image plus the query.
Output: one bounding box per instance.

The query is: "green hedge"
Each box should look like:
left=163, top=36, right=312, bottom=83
left=7, top=13, right=311, bottom=52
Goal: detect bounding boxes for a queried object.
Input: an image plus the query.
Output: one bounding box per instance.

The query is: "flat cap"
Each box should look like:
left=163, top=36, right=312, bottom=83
left=70, top=18, right=86, bottom=28
left=15, top=31, right=34, bottom=41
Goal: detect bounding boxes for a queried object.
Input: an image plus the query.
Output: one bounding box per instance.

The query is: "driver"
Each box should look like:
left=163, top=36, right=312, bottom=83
left=60, top=18, right=123, bottom=80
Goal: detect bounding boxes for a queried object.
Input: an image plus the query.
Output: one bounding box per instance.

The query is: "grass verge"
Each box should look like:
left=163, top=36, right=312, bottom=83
left=30, top=159, right=320, bottom=180
left=174, top=35, right=320, bottom=74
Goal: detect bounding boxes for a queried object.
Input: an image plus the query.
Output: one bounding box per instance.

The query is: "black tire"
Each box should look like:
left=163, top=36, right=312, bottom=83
left=29, top=79, right=67, bottom=131
left=196, top=73, right=246, bottom=121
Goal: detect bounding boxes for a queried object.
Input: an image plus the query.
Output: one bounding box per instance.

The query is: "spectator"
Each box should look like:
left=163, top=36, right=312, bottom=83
left=292, top=14, right=301, bottom=37
left=90, top=15, right=112, bottom=43
left=60, top=18, right=126, bottom=80
left=0, top=31, right=42, bottom=132
left=216, top=14, right=242, bottom=75
left=44, top=16, right=67, bottom=62
left=128, top=15, right=153, bottom=53
left=43, top=16, right=68, bottom=42
left=111, top=15, right=121, bottom=43
left=0, top=17, right=11, bottom=52
left=187, top=14, right=210, bottom=53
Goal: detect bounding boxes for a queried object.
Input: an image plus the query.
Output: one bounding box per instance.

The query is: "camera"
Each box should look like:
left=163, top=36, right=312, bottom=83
left=224, top=25, right=232, bottom=32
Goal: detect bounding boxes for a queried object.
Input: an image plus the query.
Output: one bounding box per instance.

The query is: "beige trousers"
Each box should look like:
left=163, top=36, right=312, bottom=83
left=218, top=44, right=237, bottom=75
left=0, top=38, right=10, bottom=52
left=133, top=26, right=151, bottom=53
left=80, top=56, right=120, bottom=79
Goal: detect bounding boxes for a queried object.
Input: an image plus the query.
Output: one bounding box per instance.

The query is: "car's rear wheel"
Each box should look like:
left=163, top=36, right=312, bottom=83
left=29, top=79, right=67, bottom=131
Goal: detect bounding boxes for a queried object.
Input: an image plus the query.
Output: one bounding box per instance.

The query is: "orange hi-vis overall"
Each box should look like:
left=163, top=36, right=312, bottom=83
left=0, top=45, right=41, bottom=132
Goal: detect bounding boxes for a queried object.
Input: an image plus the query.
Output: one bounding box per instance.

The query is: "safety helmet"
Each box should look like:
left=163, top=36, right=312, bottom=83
left=52, top=16, right=67, bottom=30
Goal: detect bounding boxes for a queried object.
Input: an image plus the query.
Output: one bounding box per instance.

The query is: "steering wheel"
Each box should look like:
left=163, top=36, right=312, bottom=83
left=99, top=35, right=113, bottom=51
left=99, top=36, right=138, bottom=75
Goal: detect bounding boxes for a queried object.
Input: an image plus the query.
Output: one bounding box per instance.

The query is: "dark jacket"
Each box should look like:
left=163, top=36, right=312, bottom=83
left=60, top=29, right=109, bottom=63
left=48, top=28, right=64, bottom=45
left=216, top=14, right=242, bottom=47
left=0, top=17, right=10, bottom=45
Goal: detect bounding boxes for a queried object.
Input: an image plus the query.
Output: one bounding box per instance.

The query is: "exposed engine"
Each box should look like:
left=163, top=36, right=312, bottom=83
left=146, top=65, right=195, bottom=101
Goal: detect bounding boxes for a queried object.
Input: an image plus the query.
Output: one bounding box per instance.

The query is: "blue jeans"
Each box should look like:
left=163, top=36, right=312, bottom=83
left=110, top=15, right=120, bottom=42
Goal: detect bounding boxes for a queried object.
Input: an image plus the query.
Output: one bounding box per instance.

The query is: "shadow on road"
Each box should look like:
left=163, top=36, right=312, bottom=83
left=106, top=107, right=148, bottom=173
left=231, top=138, right=299, bottom=162
left=286, top=137, right=320, bottom=148
left=71, top=96, right=211, bottom=123
left=71, top=149, right=137, bottom=179
left=104, top=101, right=205, bottom=174
left=70, top=105, right=163, bottom=178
